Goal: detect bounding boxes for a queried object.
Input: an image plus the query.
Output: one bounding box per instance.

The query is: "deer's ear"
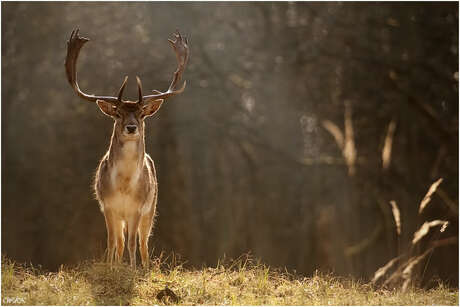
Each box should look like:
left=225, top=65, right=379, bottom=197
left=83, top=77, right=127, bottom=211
left=142, top=99, right=164, bottom=118
left=96, top=99, right=118, bottom=117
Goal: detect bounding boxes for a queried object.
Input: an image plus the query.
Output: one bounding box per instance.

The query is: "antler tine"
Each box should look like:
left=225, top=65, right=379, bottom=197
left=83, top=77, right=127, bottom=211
left=65, top=28, right=121, bottom=105
left=117, top=76, right=128, bottom=102
left=136, top=76, right=143, bottom=104
left=142, top=30, right=189, bottom=102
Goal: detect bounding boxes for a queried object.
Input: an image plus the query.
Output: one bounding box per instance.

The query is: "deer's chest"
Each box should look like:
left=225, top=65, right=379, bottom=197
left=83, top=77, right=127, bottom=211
left=96, top=141, right=156, bottom=218
left=105, top=165, right=143, bottom=218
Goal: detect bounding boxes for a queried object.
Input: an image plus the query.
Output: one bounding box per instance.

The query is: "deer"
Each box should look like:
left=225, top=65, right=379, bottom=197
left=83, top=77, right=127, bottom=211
left=65, top=28, right=189, bottom=269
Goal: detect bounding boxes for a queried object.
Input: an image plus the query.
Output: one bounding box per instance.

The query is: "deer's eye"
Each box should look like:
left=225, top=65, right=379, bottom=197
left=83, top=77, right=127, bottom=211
left=112, top=107, right=121, bottom=118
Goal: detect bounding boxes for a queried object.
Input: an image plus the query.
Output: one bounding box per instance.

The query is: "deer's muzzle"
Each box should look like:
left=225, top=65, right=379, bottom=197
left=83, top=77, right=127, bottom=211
left=125, top=125, right=137, bottom=134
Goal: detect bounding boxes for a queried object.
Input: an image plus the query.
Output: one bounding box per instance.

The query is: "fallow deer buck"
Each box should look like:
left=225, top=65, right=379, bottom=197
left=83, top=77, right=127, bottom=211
left=65, top=29, right=189, bottom=269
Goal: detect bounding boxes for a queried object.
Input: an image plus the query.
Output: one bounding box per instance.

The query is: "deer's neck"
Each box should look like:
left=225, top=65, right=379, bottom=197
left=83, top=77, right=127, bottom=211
left=107, top=126, right=146, bottom=174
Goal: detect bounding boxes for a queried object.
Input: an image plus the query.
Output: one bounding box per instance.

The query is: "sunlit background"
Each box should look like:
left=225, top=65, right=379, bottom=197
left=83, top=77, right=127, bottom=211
left=2, top=2, right=458, bottom=287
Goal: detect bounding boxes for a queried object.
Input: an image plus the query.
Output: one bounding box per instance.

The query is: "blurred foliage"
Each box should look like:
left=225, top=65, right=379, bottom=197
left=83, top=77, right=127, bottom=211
left=2, top=2, right=458, bottom=286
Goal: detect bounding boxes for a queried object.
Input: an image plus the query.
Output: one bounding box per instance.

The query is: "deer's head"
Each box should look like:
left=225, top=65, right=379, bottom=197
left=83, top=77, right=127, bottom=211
left=65, top=29, right=189, bottom=140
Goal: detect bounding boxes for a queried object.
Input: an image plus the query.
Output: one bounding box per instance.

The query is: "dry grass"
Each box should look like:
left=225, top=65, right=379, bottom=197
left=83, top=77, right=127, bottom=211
left=2, top=255, right=457, bottom=306
left=372, top=178, right=457, bottom=291
left=412, top=220, right=449, bottom=245
left=389, top=200, right=401, bottom=235
left=419, top=178, right=444, bottom=214
left=382, top=119, right=397, bottom=170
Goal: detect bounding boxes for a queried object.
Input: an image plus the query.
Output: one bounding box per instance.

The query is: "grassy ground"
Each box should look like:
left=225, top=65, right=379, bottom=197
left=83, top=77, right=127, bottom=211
left=1, top=255, right=458, bottom=305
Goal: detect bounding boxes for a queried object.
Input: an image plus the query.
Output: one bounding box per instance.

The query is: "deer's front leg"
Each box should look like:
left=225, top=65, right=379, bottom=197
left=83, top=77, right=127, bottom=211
left=114, top=220, right=125, bottom=264
left=127, top=214, right=141, bottom=269
left=104, top=209, right=117, bottom=268
left=138, top=211, right=155, bottom=269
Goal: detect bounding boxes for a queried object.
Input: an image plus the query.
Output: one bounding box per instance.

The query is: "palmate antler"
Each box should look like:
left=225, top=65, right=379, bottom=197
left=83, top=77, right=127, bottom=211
left=140, top=30, right=190, bottom=104
left=65, top=29, right=189, bottom=106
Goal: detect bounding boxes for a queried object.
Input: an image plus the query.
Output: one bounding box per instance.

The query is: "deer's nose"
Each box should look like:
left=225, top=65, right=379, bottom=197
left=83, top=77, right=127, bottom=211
left=126, top=125, right=137, bottom=134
